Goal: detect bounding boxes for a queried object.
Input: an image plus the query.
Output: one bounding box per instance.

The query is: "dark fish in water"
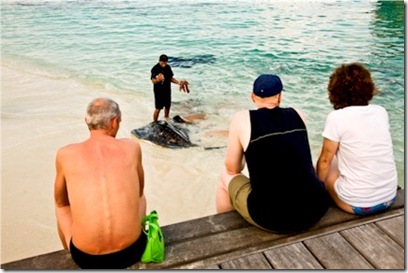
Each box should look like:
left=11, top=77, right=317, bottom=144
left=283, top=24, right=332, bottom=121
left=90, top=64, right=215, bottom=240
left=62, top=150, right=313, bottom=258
left=131, top=120, right=197, bottom=149
left=168, top=54, right=216, bottom=68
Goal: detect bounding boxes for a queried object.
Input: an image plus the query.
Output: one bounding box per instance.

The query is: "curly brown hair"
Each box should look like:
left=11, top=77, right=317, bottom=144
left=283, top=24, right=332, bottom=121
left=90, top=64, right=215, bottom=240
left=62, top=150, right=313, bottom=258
left=327, top=62, right=379, bottom=109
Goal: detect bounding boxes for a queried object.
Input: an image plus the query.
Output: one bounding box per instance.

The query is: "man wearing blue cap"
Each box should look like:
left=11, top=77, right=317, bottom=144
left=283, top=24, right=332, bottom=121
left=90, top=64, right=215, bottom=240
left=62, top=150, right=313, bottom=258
left=216, top=74, right=329, bottom=233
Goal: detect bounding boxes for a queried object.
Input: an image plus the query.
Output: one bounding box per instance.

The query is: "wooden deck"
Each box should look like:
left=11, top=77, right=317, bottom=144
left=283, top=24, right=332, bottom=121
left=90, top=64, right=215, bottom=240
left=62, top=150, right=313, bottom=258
left=2, top=189, right=404, bottom=270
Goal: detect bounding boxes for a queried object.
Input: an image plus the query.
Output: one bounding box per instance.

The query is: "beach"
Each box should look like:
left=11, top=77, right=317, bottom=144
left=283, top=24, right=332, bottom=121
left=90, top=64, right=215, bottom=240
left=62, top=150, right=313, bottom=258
left=1, top=62, right=230, bottom=263
left=1, top=0, right=404, bottom=264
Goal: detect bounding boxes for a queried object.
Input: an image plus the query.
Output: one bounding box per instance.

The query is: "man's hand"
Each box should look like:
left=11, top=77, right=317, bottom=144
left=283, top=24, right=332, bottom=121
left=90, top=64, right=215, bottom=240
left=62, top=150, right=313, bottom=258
left=179, top=80, right=190, bottom=93
left=156, top=73, right=165, bottom=83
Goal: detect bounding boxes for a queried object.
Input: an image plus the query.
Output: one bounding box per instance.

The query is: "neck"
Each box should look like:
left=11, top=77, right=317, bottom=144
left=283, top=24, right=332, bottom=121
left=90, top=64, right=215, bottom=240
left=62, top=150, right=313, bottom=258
left=89, top=129, right=116, bottom=138
left=252, top=92, right=281, bottom=109
left=257, top=102, right=279, bottom=109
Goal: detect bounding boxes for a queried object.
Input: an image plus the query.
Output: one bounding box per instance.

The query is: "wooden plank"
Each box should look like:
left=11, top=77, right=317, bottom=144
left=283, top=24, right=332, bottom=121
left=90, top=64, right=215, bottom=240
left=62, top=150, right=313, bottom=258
left=0, top=250, right=78, bottom=270
left=161, top=210, right=251, bottom=245
left=131, top=226, right=288, bottom=269
left=220, top=253, right=272, bottom=269
left=186, top=264, right=220, bottom=270
left=375, top=215, right=404, bottom=247
left=340, top=223, right=404, bottom=269
left=2, top=190, right=404, bottom=270
left=200, top=265, right=220, bottom=269
left=264, top=242, right=323, bottom=269
left=163, top=189, right=405, bottom=246
left=304, top=232, right=373, bottom=269
left=172, top=208, right=404, bottom=269
left=149, top=204, right=397, bottom=270
left=163, top=207, right=405, bottom=269
left=2, top=208, right=404, bottom=270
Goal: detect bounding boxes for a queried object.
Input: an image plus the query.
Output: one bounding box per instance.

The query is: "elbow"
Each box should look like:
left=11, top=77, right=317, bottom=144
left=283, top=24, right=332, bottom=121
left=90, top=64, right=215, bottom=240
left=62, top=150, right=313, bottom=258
left=225, top=160, right=242, bottom=175
left=55, top=195, right=70, bottom=208
left=317, top=156, right=331, bottom=169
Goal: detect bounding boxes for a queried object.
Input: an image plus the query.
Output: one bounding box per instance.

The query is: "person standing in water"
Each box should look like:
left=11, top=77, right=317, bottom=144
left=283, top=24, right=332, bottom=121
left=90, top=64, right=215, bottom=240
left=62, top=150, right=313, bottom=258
left=150, top=54, right=189, bottom=122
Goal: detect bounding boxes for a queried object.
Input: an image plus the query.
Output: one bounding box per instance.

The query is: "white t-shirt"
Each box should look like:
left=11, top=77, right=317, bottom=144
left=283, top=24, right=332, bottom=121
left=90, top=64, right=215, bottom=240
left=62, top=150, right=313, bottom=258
left=322, top=104, right=397, bottom=207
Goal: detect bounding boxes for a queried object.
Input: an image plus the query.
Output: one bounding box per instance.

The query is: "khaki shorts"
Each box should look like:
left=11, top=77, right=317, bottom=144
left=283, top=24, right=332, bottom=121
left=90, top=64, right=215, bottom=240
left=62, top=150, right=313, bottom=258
left=228, top=174, right=263, bottom=229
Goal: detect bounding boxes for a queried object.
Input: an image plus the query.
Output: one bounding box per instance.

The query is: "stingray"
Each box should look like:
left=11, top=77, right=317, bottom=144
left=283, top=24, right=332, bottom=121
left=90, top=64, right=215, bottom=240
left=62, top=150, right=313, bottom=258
left=168, top=54, right=216, bottom=68
left=131, top=120, right=197, bottom=149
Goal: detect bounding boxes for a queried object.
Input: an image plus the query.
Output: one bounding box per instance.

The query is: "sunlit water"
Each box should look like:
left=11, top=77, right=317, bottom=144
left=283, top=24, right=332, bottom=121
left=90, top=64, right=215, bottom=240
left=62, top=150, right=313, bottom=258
left=1, top=0, right=404, bottom=263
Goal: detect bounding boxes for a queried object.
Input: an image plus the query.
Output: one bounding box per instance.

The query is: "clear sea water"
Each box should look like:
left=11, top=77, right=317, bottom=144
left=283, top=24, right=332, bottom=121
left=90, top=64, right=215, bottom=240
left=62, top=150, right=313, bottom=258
left=1, top=0, right=404, bottom=183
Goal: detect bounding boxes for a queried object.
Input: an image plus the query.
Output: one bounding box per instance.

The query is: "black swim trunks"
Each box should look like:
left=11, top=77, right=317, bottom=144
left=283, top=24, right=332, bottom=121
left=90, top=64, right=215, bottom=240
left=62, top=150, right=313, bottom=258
left=69, top=232, right=147, bottom=269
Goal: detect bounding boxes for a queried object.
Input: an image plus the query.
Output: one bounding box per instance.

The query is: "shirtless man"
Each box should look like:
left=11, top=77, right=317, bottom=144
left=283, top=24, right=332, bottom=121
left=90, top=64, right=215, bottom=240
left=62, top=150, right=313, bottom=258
left=54, top=98, right=147, bottom=269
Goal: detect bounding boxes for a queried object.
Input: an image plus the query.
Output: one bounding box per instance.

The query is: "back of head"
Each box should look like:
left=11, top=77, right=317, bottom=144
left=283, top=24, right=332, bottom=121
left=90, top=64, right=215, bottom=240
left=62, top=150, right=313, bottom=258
left=328, top=62, right=379, bottom=109
left=85, top=98, right=121, bottom=130
left=253, top=74, right=283, bottom=98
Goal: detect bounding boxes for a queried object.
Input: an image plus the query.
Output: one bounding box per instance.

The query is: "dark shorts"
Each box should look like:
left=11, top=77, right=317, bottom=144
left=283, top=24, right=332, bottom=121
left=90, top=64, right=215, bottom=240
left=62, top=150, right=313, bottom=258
left=154, top=89, right=171, bottom=109
left=70, top=232, right=147, bottom=269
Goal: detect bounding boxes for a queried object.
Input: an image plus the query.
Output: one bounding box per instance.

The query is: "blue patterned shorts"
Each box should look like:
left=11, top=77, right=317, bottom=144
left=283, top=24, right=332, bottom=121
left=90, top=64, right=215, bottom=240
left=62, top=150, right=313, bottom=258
left=352, top=197, right=396, bottom=216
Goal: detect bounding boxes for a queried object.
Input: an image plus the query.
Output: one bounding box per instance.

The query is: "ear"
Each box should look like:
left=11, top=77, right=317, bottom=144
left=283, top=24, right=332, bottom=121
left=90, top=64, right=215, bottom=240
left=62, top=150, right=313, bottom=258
left=250, top=92, right=256, bottom=103
left=109, top=117, right=118, bottom=129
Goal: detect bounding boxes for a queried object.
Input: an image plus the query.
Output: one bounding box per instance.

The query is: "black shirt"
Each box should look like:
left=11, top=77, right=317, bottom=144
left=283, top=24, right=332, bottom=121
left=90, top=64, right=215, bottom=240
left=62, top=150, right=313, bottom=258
left=150, top=63, right=174, bottom=93
left=245, top=107, right=329, bottom=233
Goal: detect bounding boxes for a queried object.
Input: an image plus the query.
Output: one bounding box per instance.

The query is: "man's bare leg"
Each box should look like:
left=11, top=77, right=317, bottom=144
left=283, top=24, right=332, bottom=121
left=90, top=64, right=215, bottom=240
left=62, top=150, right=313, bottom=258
left=57, top=222, right=69, bottom=250
left=164, top=107, right=170, bottom=119
left=216, top=169, right=235, bottom=213
left=153, top=109, right=161, bottom=122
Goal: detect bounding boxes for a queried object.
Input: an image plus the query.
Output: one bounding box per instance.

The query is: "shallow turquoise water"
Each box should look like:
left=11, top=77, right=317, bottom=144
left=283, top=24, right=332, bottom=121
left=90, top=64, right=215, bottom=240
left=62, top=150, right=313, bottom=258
left=1, top=0, right=404, bottom=185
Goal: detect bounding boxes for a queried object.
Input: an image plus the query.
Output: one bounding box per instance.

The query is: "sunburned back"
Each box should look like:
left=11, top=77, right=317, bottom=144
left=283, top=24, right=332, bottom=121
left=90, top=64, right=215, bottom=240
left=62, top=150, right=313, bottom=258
left=61, top=136, right=142, bottom=254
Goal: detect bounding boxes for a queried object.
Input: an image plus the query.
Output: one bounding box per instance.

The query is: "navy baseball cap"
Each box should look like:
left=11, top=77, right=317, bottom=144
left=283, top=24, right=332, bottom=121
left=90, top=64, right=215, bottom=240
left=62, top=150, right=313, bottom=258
left=253, top=74, right=283, bottom=98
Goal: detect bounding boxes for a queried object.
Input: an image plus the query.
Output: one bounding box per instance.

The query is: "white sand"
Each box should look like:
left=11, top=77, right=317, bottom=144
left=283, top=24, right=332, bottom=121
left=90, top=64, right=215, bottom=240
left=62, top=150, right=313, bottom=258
left=1, top=62, right=228, bottom=263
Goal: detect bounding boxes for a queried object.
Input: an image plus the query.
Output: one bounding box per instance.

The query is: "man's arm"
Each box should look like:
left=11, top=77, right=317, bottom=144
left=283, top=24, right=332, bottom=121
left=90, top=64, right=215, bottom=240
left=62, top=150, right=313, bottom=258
left=54, top=149, right=72, bottom=249
left=316, top=138, right=339, bottom=182
left=135, top=141, right=144, bottom=197
left=224, top=111, right=247, bottom=175
left=171, top=77, right=180, bottom=85
left=294, top=108, right=307, bottom=124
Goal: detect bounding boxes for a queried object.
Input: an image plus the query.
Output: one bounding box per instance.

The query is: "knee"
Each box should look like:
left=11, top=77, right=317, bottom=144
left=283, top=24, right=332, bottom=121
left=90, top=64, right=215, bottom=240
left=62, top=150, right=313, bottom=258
left=219, top=169, right=242, bottom=192
left=218, top=169, right=231, bottom=191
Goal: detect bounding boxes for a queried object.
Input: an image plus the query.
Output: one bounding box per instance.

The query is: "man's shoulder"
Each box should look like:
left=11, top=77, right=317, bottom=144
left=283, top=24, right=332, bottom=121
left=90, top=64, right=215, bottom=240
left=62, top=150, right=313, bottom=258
left=232, top=110, right=249, bottom=122
left=151, top=63, right=160, bottom=71
left=116, top=138, right=141, bottom=148
left=231, top=110, right=250, bottom=132
left=58, top=141, right=82, bottom=150
left=56, top=142, right=84, bottom=159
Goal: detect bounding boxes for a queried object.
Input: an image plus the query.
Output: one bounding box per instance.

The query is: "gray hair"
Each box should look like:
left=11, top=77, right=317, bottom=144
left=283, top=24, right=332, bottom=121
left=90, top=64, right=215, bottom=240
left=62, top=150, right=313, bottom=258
left=85, top=98, right=121, bottom=130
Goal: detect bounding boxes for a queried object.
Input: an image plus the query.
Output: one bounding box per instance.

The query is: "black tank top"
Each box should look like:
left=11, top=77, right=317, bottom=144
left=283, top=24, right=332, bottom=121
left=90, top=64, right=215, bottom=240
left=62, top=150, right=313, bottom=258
left=245, top=107, right=329, bottom=233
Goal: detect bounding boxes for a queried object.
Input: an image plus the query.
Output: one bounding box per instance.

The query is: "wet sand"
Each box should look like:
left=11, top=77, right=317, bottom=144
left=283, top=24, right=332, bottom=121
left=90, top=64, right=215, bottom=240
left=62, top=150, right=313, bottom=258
left=1, top=63, right=228, bottom=263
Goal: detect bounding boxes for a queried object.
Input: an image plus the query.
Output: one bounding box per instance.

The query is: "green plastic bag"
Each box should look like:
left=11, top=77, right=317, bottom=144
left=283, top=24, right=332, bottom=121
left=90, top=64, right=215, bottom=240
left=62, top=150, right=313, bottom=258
left=141, top=210, right=165, bottom=263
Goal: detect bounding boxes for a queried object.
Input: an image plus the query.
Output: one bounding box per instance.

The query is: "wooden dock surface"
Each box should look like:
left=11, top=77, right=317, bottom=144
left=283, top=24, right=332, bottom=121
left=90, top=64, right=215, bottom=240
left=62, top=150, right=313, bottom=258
left=2, top=189, right=404, bottom=270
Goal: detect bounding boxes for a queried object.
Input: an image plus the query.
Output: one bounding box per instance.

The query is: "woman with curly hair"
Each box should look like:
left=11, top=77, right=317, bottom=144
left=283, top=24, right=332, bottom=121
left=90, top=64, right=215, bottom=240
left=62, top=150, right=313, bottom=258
left=317, top=62, right=398, bottom=215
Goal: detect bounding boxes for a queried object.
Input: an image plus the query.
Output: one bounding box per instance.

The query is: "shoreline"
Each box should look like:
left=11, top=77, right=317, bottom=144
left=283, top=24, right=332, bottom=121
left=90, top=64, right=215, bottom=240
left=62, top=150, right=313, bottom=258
left=1, top=63, right=226, bottom=263
left=1, top=61, right=404, bottom=263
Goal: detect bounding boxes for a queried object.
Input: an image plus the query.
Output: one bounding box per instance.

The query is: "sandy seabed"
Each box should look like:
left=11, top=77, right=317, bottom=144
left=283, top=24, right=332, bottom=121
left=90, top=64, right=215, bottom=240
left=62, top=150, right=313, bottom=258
left=1, top=63, right=229, bottom=263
